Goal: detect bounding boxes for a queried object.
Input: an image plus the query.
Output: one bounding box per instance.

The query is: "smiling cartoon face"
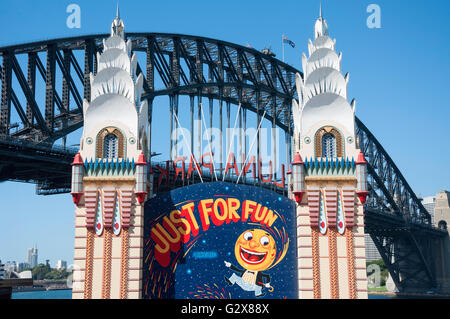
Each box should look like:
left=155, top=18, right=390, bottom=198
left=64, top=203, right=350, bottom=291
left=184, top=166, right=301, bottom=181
left=234, top=229, right=277, bottom=271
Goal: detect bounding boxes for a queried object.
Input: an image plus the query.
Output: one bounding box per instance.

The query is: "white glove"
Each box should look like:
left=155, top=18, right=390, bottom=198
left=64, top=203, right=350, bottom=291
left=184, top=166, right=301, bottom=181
left=224, top=261, right=231, bottom=268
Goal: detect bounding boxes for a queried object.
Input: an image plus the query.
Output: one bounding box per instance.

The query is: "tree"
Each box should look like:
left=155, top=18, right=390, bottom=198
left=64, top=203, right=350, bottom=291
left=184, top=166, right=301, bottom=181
left=367, top=259, right=389, bottom=287
left=30, top=264, right=70, bottom=280
left=32, top=263, right=51, bottom=280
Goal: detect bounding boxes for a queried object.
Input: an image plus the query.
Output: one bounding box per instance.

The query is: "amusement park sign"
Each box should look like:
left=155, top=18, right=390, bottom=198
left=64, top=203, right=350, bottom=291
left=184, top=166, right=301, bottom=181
left=143, top=182, right=297, bottom=299
left=152, top=151, right=286, bottom=192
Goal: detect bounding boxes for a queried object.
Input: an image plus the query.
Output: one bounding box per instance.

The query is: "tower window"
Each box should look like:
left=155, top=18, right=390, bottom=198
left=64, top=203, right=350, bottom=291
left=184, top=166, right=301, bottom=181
left=103, top=133, right=119, bottom=158
left=322, top=133, right=336, bottom=158
left=96, top=127, right=125, bottom=159
left=315, top=126, right=343, bottom=158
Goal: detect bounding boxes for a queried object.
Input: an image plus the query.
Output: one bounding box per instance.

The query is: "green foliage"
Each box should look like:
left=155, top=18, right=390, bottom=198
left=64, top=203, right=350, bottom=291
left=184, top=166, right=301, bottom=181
left=367, top=259, right=387, bottom=271
left=44, top=269, right=69, bottom=280
left=367, top=259, right=389, bottom=287
left=32, top=263, right=51, bottom=280
left=31, top=264, right=69, bottom=280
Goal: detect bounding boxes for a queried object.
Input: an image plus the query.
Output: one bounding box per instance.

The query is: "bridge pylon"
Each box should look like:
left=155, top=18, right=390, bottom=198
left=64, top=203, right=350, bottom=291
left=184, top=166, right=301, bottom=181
left=433, top=191, right=450, bottom=293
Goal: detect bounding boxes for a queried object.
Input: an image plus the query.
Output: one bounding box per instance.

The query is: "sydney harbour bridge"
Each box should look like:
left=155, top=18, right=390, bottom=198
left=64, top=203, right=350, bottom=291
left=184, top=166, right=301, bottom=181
left=0, top=31, right=448, bottom=294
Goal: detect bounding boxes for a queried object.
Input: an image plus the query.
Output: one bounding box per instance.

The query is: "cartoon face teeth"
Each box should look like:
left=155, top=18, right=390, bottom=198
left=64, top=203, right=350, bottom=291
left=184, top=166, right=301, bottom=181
left=240, top=247, right=268, bottom=265
left=234, top=229, right=277, bottom=272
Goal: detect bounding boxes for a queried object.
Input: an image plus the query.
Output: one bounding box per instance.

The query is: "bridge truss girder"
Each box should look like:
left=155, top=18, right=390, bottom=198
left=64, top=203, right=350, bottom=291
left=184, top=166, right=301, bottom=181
left=356, top=119, right=448, bottom=291
left=0, top=33, right=298, bottom=144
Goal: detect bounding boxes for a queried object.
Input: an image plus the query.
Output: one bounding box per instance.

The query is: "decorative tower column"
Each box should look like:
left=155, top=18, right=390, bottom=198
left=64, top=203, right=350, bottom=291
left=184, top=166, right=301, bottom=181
left=135, top=152, right=148, bottom=205
left=292, top=7, right=368, bottom=299
left=71, top=10, right=150, bottom=299
left=292, top=152, right=305, bottom=204
left=71, top=152, right=84, bottom=205
left=286, top=165, right=293, bottom=200
left=356, top=151, right=369, bottom=205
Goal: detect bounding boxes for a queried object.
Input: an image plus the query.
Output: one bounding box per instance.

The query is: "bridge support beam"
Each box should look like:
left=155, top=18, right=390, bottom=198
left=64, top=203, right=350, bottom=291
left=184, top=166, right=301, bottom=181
left=1, top=53, right=12, bottom=136
left=433, top=235, right=450, bottom=293
left=433, top=191, right=450, bottom=293
left=26, top=52, right=36, bottom=127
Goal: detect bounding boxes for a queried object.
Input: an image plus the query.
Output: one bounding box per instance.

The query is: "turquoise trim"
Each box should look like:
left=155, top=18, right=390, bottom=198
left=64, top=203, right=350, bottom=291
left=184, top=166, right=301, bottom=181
left=83, top=157, right=136, bottom=177
left=306, top=156, right=356, bottom=177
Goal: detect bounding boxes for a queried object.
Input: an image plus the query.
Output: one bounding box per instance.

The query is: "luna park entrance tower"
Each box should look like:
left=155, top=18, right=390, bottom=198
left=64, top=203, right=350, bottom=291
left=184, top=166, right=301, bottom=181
left=289, top=9, right=369, bottom=299
left=70, top=12, right=150, bottom=299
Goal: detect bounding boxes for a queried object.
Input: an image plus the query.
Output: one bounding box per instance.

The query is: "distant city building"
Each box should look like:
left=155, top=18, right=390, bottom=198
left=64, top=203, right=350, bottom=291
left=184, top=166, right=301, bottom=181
left=422, top=196, right=436, bottom=225
left=365, top=233, right=382, bottom=261
left=0, top=260, right=5, bottom=279
left=27, top=245, right=38, bottom=268
left=56, top=260, right=67, bottom=270
left=17, top=262, right=30, bottom=272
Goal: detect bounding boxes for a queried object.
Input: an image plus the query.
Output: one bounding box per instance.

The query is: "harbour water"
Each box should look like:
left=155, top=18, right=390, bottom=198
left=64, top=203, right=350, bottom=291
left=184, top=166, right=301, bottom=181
left=11, top=290, right=397, bottom=299
left=12, top=289, right=73, bottom=299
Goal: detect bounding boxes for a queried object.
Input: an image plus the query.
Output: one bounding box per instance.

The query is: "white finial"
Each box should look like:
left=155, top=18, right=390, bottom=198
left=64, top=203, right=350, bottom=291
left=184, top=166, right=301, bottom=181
left=111, top=2, right=125, bottom=38
left=314, top=1, right=328, bottom=39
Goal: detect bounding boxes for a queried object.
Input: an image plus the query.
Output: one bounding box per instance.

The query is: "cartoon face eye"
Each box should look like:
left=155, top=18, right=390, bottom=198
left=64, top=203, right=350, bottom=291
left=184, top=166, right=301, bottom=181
left=260, top=236, right=270, bottom=246
left=243, top=231, right=253, bottom=241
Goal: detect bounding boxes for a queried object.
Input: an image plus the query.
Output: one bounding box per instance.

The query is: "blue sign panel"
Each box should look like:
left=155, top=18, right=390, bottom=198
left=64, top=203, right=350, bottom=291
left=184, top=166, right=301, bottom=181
left=142, top=182, right=297, bottom=299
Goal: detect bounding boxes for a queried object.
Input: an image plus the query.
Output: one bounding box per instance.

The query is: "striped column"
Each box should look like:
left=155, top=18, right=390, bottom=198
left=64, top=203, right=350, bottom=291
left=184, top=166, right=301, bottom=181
left=341, top=188, right=368, bottom=299
left=328, top=228, right=339, bottom=299
left=120, top=187, right=144, bottom=299
left=297, top=204, right=314, bottom=299
left=325, top=188, right=338, bottom=228
left=342, top=187, right=355, bottom=228
left=324, top=188, right=339, bottom=298
left=306, top=187, right=321, bottom=299
left=311, top=227, right=321, bottom=299
left=72, top=204, right=87, bottom=299
left=73, top=188, right=98, bottom=299
left=353, top=204, right=368, bottom=298
left=307, top=187, right=320, bottom=227
left=84, top=187, right=98, bottom=228
left=84, top=229, right=95, bottom=299
left=102, top=188, right=115, bottom=299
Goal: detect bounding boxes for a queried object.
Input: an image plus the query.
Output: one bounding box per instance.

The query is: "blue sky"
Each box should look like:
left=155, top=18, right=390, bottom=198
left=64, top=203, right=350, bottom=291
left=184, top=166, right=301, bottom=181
left=0, top=0, right=449, bottom=266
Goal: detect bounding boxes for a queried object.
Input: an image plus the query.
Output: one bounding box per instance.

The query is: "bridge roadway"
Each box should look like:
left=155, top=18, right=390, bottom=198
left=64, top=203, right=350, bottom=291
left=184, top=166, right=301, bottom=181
left=0, top=136, right=75, bottom=194
left=0, top=33, right=448, bottom=294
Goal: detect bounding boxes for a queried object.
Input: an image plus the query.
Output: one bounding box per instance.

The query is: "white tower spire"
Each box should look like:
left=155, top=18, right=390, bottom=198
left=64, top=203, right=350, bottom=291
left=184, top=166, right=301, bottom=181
left=292, top=10, right=356, bottom=158
left=314, top=2, right=328, bottom=39
left=81, top=12, right=148, bottom=160
left=111, top=3, right=125, bottom=38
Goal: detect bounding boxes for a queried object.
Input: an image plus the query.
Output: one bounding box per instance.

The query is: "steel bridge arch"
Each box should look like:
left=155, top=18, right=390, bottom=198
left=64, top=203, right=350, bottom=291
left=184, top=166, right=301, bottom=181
left=0, top=32, right=299, bottom=144
left=0, top=33, right=447, bottom=293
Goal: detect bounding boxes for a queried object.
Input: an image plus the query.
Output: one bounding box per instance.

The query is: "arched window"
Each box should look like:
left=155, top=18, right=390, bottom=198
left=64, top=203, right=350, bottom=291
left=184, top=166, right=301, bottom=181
left=315, top=126, right=343, bottom=158
left=103, top=133, right=119, bottom=158
left=96, top=127, right=125, bottom=159
left=322, top=133, right=336, bottom=158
